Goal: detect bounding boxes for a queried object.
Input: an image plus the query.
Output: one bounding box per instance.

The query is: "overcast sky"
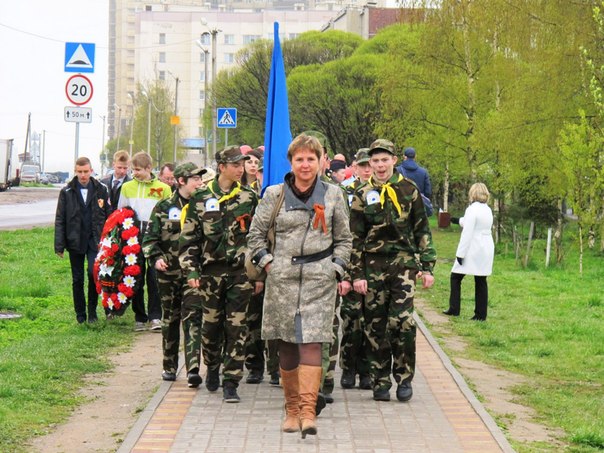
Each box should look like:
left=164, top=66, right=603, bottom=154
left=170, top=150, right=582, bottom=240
left=0, top=0, right=109, bottom=174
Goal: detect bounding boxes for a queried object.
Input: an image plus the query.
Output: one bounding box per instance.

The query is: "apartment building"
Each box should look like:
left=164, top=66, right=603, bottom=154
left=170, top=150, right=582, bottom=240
left=109, top=0, right=389, bottom=152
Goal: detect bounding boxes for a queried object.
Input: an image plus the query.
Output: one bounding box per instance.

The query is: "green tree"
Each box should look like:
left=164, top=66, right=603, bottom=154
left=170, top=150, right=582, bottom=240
left=288, top=54, right=383, bottom=159
left=212, top=31, right=364, bottom=147
left=559, top=112, right=603, bottom=273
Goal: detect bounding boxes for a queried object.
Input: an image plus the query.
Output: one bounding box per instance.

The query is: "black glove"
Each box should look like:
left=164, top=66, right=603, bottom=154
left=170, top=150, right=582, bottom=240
left=450, top=217, right=460, bottom=225
left=456, top=257, right=463, bottom=265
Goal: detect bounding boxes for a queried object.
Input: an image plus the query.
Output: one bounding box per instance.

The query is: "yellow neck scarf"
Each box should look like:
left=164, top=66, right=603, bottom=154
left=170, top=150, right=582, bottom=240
left=369, top=174, right=403, bottom=217
left=210, top=180, right=241, bottom=204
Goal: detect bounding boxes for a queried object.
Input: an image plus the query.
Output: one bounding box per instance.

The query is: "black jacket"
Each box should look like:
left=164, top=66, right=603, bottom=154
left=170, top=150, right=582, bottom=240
left=54, top=176, right=111, bottom=254
left=101, top=174, right=131, bottom=212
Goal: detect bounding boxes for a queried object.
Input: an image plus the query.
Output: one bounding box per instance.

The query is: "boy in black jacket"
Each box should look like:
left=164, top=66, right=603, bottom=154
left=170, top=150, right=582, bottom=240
left=54, top=157, right=111, bottom=323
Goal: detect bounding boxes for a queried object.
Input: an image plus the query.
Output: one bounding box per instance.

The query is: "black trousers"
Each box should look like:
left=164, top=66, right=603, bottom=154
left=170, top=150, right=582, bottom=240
left=132, top=258, right=161, bottom=323
left=68, top=248, right=98, bottom=322
left=448, top=272, right=488, bottom=320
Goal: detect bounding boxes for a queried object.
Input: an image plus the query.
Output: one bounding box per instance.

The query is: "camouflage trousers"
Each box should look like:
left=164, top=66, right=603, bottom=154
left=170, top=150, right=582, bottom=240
left=321, top=295, right=340, bottom=393
left=363, top=261, right=417, bottom=391
left=182, top=285, right=203, bottom=375
left=244, top=290, right=279, bottom=375
left=199, top=271, right=252, bottom=385
left=339, top=290, right=370, bottom=376
left=157, top=273, right=185, bottom=374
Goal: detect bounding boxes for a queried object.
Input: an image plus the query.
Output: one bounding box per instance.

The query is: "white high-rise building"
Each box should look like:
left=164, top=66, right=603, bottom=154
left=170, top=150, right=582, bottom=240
left=108, top=0, right=388, bottom=158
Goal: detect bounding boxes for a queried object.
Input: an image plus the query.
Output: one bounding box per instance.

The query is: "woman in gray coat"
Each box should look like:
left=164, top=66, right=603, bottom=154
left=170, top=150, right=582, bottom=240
left=443, top=182, right=494, bottom=320
left=247, top=134, right=352, bottom=438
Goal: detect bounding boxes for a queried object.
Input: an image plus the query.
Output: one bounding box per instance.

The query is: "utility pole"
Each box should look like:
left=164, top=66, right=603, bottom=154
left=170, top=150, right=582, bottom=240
left=173, top=77, right=179, bottom=163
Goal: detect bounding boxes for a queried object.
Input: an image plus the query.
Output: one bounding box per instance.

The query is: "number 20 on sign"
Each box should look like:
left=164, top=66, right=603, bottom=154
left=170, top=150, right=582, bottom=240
left=65, top=74, right=94, bottom=106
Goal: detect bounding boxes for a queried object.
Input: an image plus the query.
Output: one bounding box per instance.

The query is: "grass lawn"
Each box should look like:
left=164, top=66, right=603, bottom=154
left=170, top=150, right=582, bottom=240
left=0, top=227, right=137, bottom=452
left=0, top=223, right=602, bottom=452
left=422, top=220, right=604, bottom=452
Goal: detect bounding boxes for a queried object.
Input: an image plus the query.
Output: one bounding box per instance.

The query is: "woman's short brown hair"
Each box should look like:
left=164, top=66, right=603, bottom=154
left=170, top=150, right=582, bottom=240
left=469, top=182, right=490, bottom=203
left=287, top=134, right=323, bottom=162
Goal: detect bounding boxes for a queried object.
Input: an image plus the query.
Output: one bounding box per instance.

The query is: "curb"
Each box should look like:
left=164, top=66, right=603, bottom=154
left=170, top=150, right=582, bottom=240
left=415, top=313, right=516, bottom=453
left=117, top=365, right=183, bottom=453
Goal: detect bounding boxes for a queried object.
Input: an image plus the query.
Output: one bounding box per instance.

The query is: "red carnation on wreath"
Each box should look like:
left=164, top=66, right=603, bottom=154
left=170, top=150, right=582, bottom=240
left=93, top=207, right=143, bottom=316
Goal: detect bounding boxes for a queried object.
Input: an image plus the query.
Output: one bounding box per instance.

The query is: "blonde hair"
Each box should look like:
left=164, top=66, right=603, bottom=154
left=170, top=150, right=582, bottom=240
left=131, top=151, right=153, bottom=169
left=113, top=150, right=130, bottom=164
left=469, top=182, right=490, bottom=203
left=287, top=134, right=324, bottom=162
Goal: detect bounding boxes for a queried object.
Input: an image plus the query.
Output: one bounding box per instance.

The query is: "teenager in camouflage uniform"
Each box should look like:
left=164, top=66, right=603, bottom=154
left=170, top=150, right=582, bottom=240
left=142, top=163, right=205, bottom=383
left=179, top=146, right=258, bottom=402
left=339, top=149, right=373, bottom=390
left=307, top=131, right=350, bottom=405
left=350, top=139, right=436, bottom=402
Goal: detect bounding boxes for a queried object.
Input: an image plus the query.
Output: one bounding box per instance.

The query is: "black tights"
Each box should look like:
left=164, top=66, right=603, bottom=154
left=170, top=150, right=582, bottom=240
left=279, top=341, right=321, bottom=371
left=448, top=273, right=488, bottom=320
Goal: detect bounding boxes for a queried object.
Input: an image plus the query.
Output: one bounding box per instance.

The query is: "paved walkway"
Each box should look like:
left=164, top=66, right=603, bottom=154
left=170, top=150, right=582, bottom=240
left=118, top=316, right=515, bottom=453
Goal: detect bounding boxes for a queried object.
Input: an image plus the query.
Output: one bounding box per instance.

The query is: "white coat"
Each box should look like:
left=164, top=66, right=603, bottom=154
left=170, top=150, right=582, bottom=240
left=451, top=202, right=494, bottom=276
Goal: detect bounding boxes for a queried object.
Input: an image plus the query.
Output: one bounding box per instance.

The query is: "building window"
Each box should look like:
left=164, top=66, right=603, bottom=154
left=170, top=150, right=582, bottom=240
left=200, top=72, right=205, bottom=82
left=159, top=52, right=166, bottom=63
left=159, top=33, right=166, bottom=44
left=288, top=33, right=299, bottom=40
left=199, top=33, right=210, bottom=45
left=243, top=34, right=261, bottom=44
left=200, top=91, right=205, bottom=101
left=224, top=34, right=235, bottom=45
left=159, top=70, right=166, bottom=80
left=200, top=52, right=207, bottom=63
left=224, top=53, right=235, bottom=64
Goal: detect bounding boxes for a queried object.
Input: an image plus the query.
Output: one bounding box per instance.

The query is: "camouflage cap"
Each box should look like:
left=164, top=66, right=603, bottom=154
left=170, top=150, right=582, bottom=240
left=215, top=145, right=250, bottom=163
left=355, top=148, right=370, bottom=164
left=174, top=162, right=207, bottom=178
left=368, top=139, right=396, bottom=156
left=202, top=167, right=216, bottom=183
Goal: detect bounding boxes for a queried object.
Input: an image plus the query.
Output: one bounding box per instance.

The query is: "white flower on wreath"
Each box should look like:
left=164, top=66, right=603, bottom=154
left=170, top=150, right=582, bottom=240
left=99, top=263, right=114, bottom=277
left=101, top=237, right=113, bottom=249
left=122, top=218, right=135, bottom=230
left=117, top=292, right=128, bottom=304
left=123, top=275, right=136, bottom=288
left=127, top=236, right=139, bottom=246
left=125, top=254, right=137, bottom=265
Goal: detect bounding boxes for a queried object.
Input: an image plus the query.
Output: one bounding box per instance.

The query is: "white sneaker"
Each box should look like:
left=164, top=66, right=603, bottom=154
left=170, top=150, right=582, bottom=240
left=134, top=321, right=147, bottom=332
left=150, top=319, right=162, bottom=331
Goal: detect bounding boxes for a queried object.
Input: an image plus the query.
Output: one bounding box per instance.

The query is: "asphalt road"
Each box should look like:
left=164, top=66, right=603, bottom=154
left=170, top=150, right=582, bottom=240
left=0, top=187, right=59, bottom=230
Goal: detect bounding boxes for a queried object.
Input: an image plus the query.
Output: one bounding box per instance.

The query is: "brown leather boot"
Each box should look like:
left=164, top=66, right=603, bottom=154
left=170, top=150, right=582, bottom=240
left=280, top=367, right=300, bottom=433
left=298, top=364, right=322, bottom=438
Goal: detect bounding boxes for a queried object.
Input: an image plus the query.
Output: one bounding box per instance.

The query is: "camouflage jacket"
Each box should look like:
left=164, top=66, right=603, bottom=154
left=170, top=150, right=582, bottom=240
left=349, top=173, right=436, bottom=280
left=179, top=178, right=258, bottom=280
left=142, top=190, right=189, bottom=277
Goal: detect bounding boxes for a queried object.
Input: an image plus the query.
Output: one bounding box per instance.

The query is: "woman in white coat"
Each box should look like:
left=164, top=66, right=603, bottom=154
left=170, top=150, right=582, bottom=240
left=443, top=183, right=494, bottom=320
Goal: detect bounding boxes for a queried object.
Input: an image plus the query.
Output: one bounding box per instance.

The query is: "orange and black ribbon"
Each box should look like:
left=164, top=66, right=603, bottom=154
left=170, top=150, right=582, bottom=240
left=312, top=204, right=327, bottom=234
left=149, top=187, right=164, bottom=198
left=236, top=213, right=251, bottom=232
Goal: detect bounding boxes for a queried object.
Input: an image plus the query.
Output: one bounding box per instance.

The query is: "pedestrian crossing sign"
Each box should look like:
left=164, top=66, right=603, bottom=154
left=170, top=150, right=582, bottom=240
left=65, top=42, right=95, bottom=73
left=217, top=108, right=237, bottom=128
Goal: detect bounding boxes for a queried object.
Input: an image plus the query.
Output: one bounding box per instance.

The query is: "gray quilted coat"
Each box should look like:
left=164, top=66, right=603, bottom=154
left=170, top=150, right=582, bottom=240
left=247, top=178, right=352, bottom=343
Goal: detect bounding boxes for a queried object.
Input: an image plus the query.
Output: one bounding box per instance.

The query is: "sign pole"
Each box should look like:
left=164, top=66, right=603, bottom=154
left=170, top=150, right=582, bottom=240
left=225, top=129, right=228, bottom=147
left=75, top=123, right=80, bottom=161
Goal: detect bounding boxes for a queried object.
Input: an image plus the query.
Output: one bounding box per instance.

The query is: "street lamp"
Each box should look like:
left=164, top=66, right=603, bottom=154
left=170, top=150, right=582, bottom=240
left=141, top=90, right=152, bottom=159
left=201, top=18, right=221, bottom=158
left=167, top=71, right=179, bottom=164
left=196, top=39, right=210, bottom=165
left=127, top=93, right=135, bottom=156
left=114, top=103, right=122, bottom=152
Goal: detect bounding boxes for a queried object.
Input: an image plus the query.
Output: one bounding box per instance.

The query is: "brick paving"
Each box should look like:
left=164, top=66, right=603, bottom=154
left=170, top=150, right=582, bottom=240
left=118, top=316, right=515, bottom=453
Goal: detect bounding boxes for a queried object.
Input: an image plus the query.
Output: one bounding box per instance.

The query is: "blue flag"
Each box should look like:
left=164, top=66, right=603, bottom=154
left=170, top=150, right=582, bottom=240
left=262, top=22, right=292, bottom=193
